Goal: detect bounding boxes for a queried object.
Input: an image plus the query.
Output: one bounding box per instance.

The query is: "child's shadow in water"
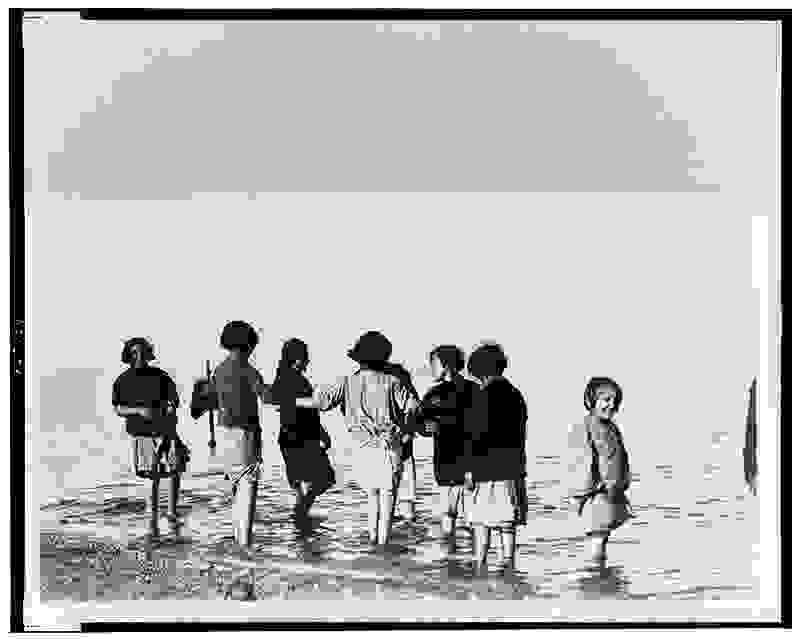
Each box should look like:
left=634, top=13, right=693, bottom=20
left=574, top=563, right=630, bottom=599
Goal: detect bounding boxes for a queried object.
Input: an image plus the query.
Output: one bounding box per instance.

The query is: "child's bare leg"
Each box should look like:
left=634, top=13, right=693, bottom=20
left=441, top=514, right=457, bottom=552
left=377, top=489, right=395, bottom=546
left=499, top=524, right=517, bottom=569
left=472, top=524, right=490, bottom=573
left=401, top=456, right=417, bottom=520
left=235, top=478, right=258, bottom=548
left=367, top=489, right=380, bottom=543
left=441, top=514, right=455, bottom=538
left=589, top=532, right=609, bottom=562
left=299, top=481, right=315, bottom=514
left=168, top=474, right=180, bottom=520
left=149, top=478, right=160, bottom=535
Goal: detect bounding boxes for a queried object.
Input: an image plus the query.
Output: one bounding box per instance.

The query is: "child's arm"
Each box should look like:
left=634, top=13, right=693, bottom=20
left=114, top=405, right=150, bottom=418
left=254, top=374, right=275, bottom=405
left=319, top=424, right=332, bottom=450
left=113, top=378, right=147, bottom=418
left=190, top=378, right=217, bottom=419
left=588, top=420, right=625, bottom=497
left=565, top=422, right=596, bottom=498
left=295, top=396, right=322, bottom=409
left=298, top=378, right=345, bottom=411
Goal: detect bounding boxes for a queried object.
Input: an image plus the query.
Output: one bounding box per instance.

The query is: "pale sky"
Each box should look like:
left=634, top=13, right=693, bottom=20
left=23, top=17, right=779, bottom=502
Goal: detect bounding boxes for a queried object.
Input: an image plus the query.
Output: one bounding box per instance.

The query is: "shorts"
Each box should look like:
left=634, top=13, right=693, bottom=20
left=436, top=484, right=467, bottom=519
left=131, top=434, right=190, bottom=480
left=466, top=477, right=528, bottom=528
left=216, top=426, right=262, bottom=488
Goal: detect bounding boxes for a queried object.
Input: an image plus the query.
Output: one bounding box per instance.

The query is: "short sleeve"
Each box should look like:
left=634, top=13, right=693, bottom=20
left=314, top=377, right=346, bottom=412
left=589, top=421, right=623, bottom=487
left=112, top=377, right=122, bottom=407
left=252, top=369, right=272, bottom=403
left=164, top=373, right=180, bottom=408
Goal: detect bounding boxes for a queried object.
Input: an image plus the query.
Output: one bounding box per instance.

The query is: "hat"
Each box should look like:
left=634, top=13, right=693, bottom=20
left=348, top=331, right=392, bottom=365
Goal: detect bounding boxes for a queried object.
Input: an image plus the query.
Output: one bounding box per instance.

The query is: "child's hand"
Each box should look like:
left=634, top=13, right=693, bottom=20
left=464, top=472, right=475, bottom=492
left=194, top=378, right=213, bottom=396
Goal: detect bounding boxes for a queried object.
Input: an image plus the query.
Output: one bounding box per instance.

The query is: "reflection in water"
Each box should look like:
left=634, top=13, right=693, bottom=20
left=573, top=563, right=630, bottom=599
left=40, top=451, right=758, bottom=604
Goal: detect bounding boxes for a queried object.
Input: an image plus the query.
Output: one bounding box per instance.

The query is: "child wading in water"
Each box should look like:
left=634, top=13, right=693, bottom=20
left=415, top=345, right=480, bottom=554
left=191, top=321, right=272, bottom=548
left=293, top=331, right=420, bottom=549
left=112, top=338, right=190, bottom=537
left=463, top=343, right=528, bottom=575
left=271, top=338, right=336, bottom=524
left=568, top=376, right=633, bottom=565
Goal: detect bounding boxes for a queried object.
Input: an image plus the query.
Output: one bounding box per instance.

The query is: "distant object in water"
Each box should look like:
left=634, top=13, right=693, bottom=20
left=743, top=378, right=757, bottom=496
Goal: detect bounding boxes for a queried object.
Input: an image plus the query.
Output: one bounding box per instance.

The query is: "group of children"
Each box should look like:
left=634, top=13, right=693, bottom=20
left=112, top=322, right=633, bottom=574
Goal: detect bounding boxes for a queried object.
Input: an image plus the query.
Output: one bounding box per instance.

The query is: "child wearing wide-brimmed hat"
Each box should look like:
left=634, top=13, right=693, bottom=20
left=462, top=342, right=528, bottom=574
left=113, top=337, right=190, bottom=536
left=292, top=331, right=420, bottom=548
left=568, top=376, right=633, bottom=564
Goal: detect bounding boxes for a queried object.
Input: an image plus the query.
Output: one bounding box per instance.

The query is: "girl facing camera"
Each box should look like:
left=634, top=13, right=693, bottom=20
left=112, top=337, right=189, bottom=536
left=568, top=376, right=633, bottom=565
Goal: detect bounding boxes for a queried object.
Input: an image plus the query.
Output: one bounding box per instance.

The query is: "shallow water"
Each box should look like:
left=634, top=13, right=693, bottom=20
left=38, top=434, right=760, bottom=606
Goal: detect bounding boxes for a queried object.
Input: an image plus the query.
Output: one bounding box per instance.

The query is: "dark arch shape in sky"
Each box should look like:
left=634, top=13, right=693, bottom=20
left=48, top=22, right=720, bottom=198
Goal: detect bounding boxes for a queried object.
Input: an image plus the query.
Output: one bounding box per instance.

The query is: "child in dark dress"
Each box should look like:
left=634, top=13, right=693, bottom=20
left=112, top=337, right=189, bottom=536
left=463, top=343, right=528, bottom=574
left=271, top=338, right=336, bottom=522
left=415, top=345, right=480, bottom=553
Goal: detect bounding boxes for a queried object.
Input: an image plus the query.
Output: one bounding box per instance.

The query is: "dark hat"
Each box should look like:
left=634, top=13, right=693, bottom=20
left=348, top=331, right=392, bottom=365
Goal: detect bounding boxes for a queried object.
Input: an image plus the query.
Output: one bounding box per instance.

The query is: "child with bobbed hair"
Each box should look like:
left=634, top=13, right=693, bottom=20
left=113, top=337, right=189, bottom=536
left=414, top=344, right=480, bottom=553
left=191, top=320, right=273, bottom=548
left=568, top=376, right=633, bottom=564
left=292, top=331, right=420, bottom=548
left=271, top=337, right=336, bottom=522
left=462, top=342, right=528, bottom=574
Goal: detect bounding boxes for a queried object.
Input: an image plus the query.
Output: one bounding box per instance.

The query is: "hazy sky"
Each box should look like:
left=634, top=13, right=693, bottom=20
left=24, top=17, right=779, bottom=501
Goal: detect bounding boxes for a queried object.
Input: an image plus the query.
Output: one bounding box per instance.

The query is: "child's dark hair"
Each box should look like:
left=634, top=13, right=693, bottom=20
left=584, top=376, right=623, bottom=412
left=429, top=345, right=465, bottom=373
left=467, top=342, right=508, bottom=378
left=273, top=337, right=309, bottom=384
left=121, top=337, right=155, bottom=364
left=279, top=338, right=309, bottom=368
left=220, top=321, right=259, bottom=353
